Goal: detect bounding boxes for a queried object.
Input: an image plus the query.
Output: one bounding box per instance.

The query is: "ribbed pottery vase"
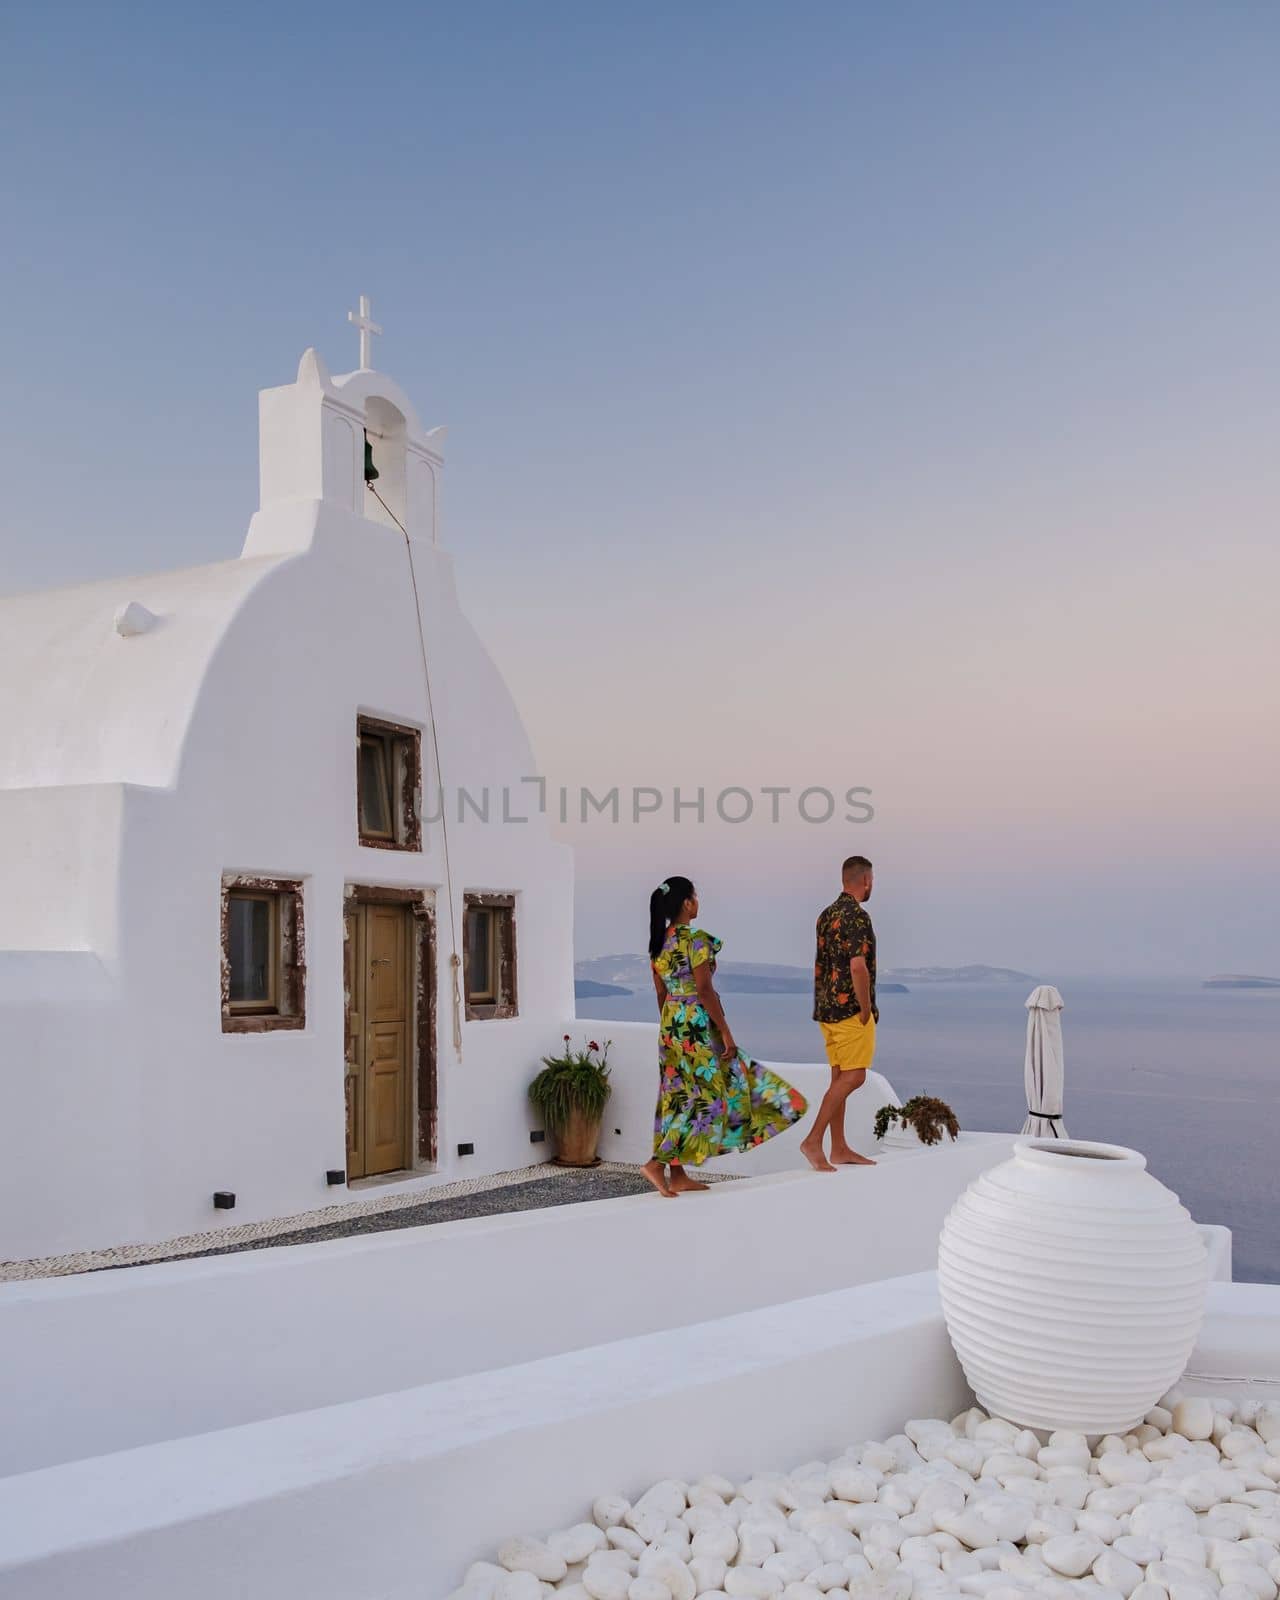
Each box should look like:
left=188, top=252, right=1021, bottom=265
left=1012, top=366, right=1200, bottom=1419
left=938, top=1139, right=1207, bottom=1434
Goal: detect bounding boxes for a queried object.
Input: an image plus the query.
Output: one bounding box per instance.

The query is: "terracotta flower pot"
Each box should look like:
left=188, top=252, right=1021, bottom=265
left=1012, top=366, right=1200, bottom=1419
left=552, top=1106, right=603, bottom=1167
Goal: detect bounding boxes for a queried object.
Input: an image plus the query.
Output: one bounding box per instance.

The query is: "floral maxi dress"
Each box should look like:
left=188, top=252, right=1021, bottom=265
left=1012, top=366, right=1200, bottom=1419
left=652, top=924, right=807, bottom=1165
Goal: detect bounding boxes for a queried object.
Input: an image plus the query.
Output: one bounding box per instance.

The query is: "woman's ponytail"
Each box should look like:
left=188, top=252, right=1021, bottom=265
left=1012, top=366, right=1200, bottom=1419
left=648, top=875, right=695, bottom=960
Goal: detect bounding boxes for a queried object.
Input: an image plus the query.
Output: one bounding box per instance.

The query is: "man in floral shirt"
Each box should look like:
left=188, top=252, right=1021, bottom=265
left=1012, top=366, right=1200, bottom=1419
left=801, top=855, right=877, bottom=1172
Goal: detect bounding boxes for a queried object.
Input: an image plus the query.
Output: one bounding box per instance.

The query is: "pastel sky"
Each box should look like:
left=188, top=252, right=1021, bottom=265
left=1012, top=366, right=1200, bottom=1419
left=2, top=3, right=1277, bottom=976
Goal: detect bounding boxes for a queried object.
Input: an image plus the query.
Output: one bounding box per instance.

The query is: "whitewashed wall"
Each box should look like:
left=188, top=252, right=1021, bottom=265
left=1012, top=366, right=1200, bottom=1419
left=2, top=1276, right=1275, bottom=1600
left=0, top=1273, right=972, bottom=1600
left=0, top=1134, right=1015, bottom=1476
left=0, top=358, right=584, bottom=1263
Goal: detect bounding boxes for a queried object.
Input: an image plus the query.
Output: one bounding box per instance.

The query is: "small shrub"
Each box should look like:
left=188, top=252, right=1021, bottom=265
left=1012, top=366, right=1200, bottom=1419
left=873, top=1094, right=960, bottom=1147
left=528, top=1035, right=612, bottom=1132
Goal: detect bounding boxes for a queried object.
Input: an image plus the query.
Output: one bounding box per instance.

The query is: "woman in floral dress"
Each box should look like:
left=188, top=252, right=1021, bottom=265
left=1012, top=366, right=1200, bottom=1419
left=642, top=876, right=808, bottom=1197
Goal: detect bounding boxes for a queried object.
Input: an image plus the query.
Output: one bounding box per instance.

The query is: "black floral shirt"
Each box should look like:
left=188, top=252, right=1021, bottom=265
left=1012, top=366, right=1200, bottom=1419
left=813, top=893, right=877, bottom=1023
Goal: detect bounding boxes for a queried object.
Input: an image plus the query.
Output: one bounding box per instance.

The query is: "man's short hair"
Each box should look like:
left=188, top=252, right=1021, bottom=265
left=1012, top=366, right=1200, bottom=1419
left=842, top=855, right=873, bottom=883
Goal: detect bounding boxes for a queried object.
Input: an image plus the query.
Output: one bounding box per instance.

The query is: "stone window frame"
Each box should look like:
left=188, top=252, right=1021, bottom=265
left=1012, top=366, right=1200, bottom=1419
left=356, top=714, right=423, bottom=853
left=463, top=892, right=518, bottom=1021
left=221, top=874, right=306, bottom=1033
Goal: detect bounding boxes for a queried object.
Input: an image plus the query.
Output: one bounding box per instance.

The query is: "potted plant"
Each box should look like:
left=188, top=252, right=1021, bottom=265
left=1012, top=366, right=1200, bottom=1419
left=529, top=1035, right=612, bottom=1167
left=873, top=1094, right=960, bottom=1148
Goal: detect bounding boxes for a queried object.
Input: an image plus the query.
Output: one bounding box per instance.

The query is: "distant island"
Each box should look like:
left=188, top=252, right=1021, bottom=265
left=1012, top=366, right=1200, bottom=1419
left=575, top=953, right=913, bottom=997
left=881, top=964, right=1033, bottom=985
left=1203, top=973, right=1280, bottom=990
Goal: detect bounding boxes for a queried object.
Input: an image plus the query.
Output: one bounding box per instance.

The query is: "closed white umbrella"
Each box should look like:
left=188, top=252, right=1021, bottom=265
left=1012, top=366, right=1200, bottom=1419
left=1022, top=985, right=1068, bottom=1138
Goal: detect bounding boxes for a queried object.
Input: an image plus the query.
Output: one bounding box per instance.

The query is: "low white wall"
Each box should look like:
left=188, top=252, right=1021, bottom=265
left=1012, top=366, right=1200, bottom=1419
left=1, top=1279, right=1272, bottom=1600
left=1186, top=1279, right=1280, bottom=1394
left=0, top=1274, right=971, bottom=1600
left=0, top=1134, right=1014, bottom=1476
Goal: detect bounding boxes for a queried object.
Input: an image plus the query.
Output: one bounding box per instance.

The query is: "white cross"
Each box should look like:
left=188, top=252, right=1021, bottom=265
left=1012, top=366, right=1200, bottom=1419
left=347, top=294, right=382, bottom=370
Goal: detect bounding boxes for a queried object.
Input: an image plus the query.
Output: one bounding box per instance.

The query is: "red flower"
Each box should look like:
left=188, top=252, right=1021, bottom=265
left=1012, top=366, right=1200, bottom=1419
left=563, top=1033, right=571, bottom=1042
left=588, top=1040, right=600, bottom=1051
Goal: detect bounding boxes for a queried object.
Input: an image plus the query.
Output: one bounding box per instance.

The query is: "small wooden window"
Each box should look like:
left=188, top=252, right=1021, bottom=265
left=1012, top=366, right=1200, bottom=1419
left=463, top=893, right=517, bottom=1019
left=221, top=876, right=305, bottom=1033
left=227, top=892, right=278, bottom=1011
left=357, top=717, right=422, bottom=851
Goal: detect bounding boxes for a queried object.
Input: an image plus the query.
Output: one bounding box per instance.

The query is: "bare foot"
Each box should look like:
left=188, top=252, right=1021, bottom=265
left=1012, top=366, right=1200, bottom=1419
left=830, top=1147, right=877, bottom=1167
left=640, top=1159, right=676, bottom=1197
left=668, top=1170, right=710, bottom=1193
left=800, top=1140, right=837, bottom=1173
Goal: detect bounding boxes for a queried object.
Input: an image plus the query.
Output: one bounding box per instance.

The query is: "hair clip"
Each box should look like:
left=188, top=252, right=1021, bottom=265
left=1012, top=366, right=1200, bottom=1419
left=659, top=881, right=670, bottom=895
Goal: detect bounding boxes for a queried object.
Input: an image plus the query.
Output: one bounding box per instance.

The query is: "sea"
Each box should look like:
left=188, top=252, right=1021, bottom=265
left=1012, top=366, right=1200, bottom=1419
left=577, top=979, right=1278, bottom=1284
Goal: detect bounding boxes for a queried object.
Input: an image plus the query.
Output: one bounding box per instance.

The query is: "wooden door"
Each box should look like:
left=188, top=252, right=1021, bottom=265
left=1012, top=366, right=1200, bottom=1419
left=345, top=901, right=412, bottom=1178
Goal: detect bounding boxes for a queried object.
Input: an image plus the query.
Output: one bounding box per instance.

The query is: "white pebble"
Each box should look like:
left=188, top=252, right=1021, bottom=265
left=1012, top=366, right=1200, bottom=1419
left=1043, top=1537, right=1106, bottom=1579
left=1162, top=1538, right=1207, bottom=1569
left=596, top=1498, right=632, bottom=1531
left=907, top=1419, right=957, bottom=1448
left=1115, top=1539, right=1162, bottom=1567
left=1049, top=1479, right=1094, bottom=1513
left=462, top=1561, right=508, bottom=1598
left=496, top=1575, right=546, bottom=1600
left=498, top=1537, right=568, bottom=1584
left=1131, top=1504, right=1199, bottom=1542
left=637, top=1481, right=690, bottom=1520
left=628, top=1581, right=670, bottom=1600
left=1029, top=1512, right=1079, bottom=1545
left=810, top=1566, right=853, bottom=1593
left=1173, top=1402, right=1217, bottom=1444
left=1077, top=1513, right=1124, bottom=1546
left=767, top=1552, right=820, bottom=1585
left=609, top=1529, right=648, bottom=1559
left=625, top=1509, right=667, bottom=1545
left=1100, top=1456, right=1154, bottom=1488
left=1130, top=1585, right=1171, bottom=1600
left=946, top=1442, right=990, bottom=1476
left=917, top=1482, right=968, bottom=1524
left=693, top=1556, right=730, bottom=1592
left=1223, top=1432, right=1266, bottom=1463
left=590, top=1550, right=637, bottom=1571
left=1219, top=1566, right=1278, bottom=1600
left=833, top=1469, right=884, bottom=1504
left=1089, top=1490, right=1142, bottom=1519
left=725, top=1570, right=785, bottom=1598
left=552, top=1526, right=610, bottom=1565
left=938, top=1511, right=1006, bottom=1551
left=583, top=1568, right=632, bottom=1600
left=1095, top=1551, right=1145, bottom=1597
left=640, top=1550, right=696, bottom=1600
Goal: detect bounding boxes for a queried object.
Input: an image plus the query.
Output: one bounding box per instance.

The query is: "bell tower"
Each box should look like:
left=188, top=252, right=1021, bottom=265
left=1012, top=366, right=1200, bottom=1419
left=255, top=298, right=444, bottom=544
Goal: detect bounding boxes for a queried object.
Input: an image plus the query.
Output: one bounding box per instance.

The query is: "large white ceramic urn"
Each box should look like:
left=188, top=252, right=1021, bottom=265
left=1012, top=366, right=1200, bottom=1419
left=938, top=1139, right=1207, bottom=1434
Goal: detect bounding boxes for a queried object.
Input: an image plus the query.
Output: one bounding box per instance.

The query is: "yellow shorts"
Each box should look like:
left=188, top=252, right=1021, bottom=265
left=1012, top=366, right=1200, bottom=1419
left=819, top=1014, right=876, bottom=1072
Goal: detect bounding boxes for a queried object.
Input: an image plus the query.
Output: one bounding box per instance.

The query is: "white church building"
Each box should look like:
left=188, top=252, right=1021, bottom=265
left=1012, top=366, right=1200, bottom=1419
left=0, top=307, right=583, bottom=1263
